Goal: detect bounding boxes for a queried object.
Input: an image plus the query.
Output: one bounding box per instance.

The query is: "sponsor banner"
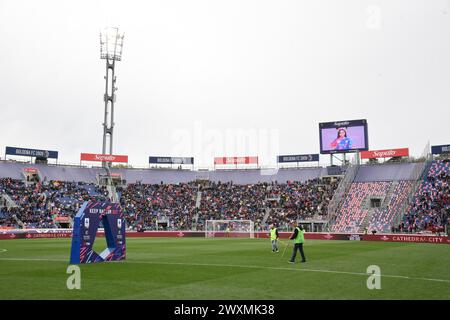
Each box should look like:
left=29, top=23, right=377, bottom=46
left=54, top=217, right=71, bottom=223
left=0, top=232, right=72, bottom=240
left=149, top=157, right=194, bottom=165
left=277, top=154, right=319, bottom=163
left=5, top=146, right=58, bottom=159
left=80, top=153, right=128, bottom=163
left=431, top=144, right=450, bottom=155
left=214, top=156, right=258, bottom=165
left=256, top=232, right=450, bottom=243
left=360, top=148, right=409, bottom=159
left=24, top=168, right=38, bottom=174
left=127, top=231, right=204, bottom=238
left=364, top=234, right=450, bottom=244
left=0, top=228, right=73, bottom=235
left=289, top=233, right=351, bottom=241
left=349, top=234, right=362, bottom=241
left=1, top=231, right=449, bottom=244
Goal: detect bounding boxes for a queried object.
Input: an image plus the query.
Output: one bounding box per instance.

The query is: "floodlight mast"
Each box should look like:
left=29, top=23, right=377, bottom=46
left=100, top=27, right=124, bottom=168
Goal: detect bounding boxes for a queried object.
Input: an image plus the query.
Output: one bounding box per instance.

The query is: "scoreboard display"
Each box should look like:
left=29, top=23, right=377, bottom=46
left=319, top=119, right=369, bottom=154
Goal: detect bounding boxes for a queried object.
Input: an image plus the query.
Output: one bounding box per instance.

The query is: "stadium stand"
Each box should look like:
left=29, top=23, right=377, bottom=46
left=1, top=159, right=446, bottom=234
left=0, top=177, right=108, bottom=228
left=117, top=178, right=340, bottom=231
left=402, top=160, right=450, bottom=233
left=367, top=180, right=413, bottom=232
left=330, top=162, right=419, bottom=233
left=0, top=161, right=341, bottom=230
left=264, top=178, right=339, bottom=230
left=332, top=182, right=390, bottom=233
left=119, top=182, right=198, bottom=230
left=198, top=182, right=268, bottom=231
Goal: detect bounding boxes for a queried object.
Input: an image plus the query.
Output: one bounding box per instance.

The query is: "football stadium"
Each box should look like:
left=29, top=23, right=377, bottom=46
left=1, top=0, right=450, bottom=309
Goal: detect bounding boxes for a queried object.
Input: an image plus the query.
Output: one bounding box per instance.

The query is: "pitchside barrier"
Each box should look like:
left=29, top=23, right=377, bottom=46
left=0, top=229, right=449, bottom=244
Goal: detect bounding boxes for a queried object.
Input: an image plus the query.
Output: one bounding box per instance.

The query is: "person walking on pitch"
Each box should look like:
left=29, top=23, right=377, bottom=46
left=269, top=224, right=279, bottom=253
left=288, top=222, right=306, bottom=263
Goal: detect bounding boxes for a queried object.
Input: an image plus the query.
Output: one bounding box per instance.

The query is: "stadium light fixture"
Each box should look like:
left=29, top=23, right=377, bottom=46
left=99, top=27, right=124, bottom=172
left=100, top=27, right=124, bottom=61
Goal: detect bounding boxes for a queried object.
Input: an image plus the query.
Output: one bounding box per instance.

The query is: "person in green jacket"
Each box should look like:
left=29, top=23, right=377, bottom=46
left=269, top=224, right=279, bottom=253
left=288, top=221, right=306, bottom=263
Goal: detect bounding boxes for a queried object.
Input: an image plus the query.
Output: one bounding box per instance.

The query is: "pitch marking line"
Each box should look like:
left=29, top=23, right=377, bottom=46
left=0, top=257, right=449, bottom=284
left=129, top=260, right=450, bottom=284
left=0, top=257, right=64, bottom=261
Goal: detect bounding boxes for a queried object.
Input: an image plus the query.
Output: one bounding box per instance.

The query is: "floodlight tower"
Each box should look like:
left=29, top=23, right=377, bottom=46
left=100, top=27, right=124, bottom=168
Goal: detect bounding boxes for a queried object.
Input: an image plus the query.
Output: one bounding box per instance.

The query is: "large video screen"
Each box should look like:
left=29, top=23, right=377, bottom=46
left=319, top=119, right=369, bottom=154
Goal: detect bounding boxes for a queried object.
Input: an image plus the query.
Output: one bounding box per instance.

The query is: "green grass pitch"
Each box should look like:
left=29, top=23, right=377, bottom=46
left=0, top=237, right=449, bottom=299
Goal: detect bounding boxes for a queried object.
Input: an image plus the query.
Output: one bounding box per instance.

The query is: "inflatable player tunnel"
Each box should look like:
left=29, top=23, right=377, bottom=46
left=70, top=201, right=126, bottom=264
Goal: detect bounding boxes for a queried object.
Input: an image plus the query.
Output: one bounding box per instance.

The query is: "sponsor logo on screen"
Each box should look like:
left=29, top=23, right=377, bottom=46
left=334, top=121, right=350, bottom=127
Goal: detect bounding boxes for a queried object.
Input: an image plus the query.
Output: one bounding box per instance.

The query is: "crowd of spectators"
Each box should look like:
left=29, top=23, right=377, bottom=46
left=197, top=182, right=269, bottom=230
left=401, top=160, right=450, bottom=234
left=1, top=176, right=339, bottom=231
left=118, top=182, right=198, bottom=230
left=198, top=178, right=339, bottom=231
left=260, top=178, right=339, bottom=230
left=0, top=178, right=108, bottom=228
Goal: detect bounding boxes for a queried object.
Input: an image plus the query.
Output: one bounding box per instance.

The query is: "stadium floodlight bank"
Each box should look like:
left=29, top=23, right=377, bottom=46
left=99, top=27, right=124, bottom=168
left=205, top=220, right=255, bottom=238
left=100, top=27, right=124, bottom=61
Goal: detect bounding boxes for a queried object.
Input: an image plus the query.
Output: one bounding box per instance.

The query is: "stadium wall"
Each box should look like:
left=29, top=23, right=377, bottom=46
left=0, top=161, right=327, bottom=184
left=0, top=230, right=449, bottom=244
left=354, top=163, right=422, bottom=182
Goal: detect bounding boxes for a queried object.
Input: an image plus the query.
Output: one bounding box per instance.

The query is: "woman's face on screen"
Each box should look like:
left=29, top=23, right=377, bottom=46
left=338, top=129, right=346, bottom=138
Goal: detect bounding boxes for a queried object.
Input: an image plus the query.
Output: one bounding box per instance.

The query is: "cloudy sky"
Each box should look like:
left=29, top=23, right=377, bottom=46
left=1, top=0, right=449, bottom=168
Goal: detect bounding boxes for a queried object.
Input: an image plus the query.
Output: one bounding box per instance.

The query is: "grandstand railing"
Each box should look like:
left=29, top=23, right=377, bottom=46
left=1, top=194, right=18, bottom=209
left=1, top=193, right=24, bottom=228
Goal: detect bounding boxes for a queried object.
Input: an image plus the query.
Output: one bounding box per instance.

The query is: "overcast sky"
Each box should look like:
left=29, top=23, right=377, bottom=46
left=1, top=0, right=449, bottom=168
